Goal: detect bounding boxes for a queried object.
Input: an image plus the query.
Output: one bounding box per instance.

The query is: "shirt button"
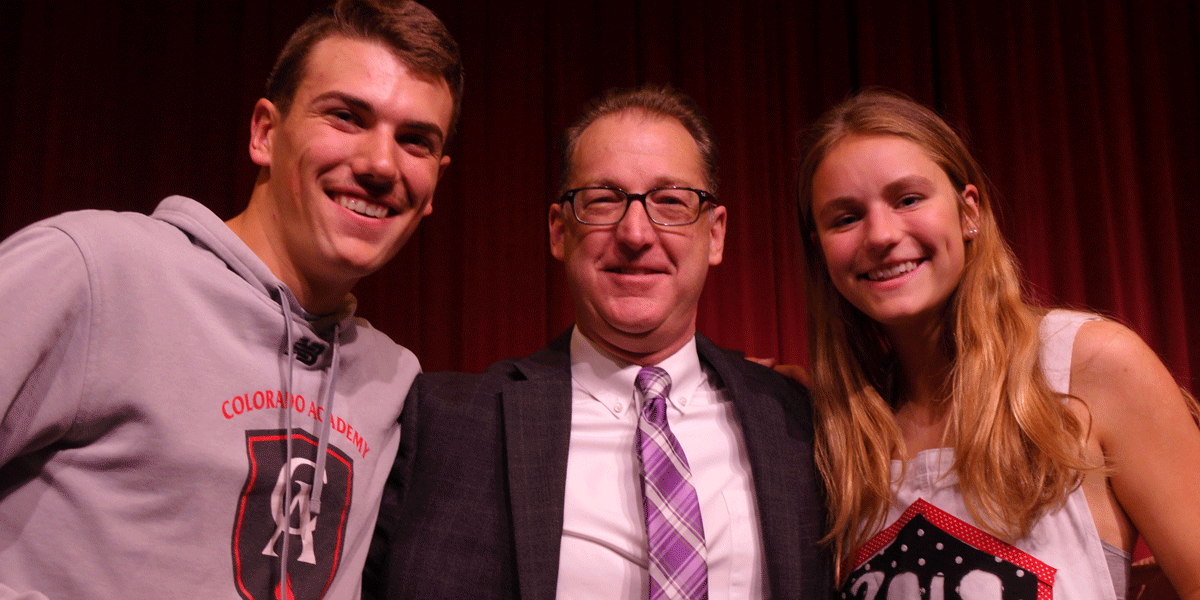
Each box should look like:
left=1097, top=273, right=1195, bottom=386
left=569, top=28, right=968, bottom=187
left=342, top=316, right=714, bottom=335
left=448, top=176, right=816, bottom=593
left=678, top=396, right=688, bottom=406
left=614, top=403, right=623, bottom=413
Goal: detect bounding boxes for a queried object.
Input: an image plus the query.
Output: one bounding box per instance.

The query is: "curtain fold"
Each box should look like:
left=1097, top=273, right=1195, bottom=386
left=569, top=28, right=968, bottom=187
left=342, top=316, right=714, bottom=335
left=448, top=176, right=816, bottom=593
left=3, top=0, right=1196, bottom=390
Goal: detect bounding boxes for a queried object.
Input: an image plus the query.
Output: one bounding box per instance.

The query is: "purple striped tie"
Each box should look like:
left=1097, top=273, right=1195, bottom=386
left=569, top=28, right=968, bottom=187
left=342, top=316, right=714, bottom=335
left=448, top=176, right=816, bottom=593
left=635, top=366, right=708, bottom=600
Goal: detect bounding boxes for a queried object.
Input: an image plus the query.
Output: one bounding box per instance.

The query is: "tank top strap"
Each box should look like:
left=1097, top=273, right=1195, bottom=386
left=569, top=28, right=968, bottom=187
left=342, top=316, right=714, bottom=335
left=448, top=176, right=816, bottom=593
left=1038, top=309, right=1102, bottom=395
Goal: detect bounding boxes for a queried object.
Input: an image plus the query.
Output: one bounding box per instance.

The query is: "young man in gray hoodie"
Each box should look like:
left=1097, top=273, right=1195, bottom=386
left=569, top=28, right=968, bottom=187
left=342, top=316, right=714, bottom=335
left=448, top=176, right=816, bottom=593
left=0, top=1, right=461, bottom=598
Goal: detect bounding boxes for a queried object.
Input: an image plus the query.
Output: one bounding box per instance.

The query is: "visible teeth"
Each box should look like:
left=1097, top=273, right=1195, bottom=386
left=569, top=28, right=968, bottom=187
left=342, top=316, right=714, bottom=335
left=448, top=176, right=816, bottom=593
left=866, top=261, right=918, bottom=281
left=337, top=196, right=389, bottom=218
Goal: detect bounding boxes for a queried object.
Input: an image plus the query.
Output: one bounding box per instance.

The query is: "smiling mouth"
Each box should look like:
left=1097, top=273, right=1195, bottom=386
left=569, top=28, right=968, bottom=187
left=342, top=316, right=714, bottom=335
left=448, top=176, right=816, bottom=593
left=334, top=195, right=394, bottom=219
left=606, top=266, right=664, bottom=276
left=862, top=260, right=921, bottom=281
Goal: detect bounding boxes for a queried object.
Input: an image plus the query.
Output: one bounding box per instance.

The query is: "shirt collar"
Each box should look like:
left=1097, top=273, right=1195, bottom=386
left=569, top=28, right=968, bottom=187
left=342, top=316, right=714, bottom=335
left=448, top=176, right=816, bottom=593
left=569, top=326, right=706, bottom=416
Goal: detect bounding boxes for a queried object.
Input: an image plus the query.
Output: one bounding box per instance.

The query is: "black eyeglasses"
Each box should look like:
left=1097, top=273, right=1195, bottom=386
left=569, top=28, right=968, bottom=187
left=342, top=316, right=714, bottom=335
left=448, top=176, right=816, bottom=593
left=559, top=186, right=717, bottom=226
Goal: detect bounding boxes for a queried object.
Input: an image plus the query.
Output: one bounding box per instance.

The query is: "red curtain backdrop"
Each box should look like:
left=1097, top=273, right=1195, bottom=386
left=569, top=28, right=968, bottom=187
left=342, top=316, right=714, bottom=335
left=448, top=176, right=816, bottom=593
left=3, top=1, right=1197, bottom=393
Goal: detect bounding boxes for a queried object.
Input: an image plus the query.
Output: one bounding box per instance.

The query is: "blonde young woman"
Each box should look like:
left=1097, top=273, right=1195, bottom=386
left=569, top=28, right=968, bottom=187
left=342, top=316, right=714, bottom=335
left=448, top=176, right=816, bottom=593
left=795, top=90, right=1200, bottom=599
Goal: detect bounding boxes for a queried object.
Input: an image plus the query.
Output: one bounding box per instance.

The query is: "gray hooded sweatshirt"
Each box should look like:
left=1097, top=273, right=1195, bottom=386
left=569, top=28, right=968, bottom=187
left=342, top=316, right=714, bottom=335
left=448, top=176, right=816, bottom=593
left=0, top=196, right=419, bottom=600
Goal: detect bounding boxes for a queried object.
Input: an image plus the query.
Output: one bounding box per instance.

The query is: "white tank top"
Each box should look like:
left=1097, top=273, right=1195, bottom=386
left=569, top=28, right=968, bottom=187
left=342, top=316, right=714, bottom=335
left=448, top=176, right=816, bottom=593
left=837, top=310, right=1126, bottom=600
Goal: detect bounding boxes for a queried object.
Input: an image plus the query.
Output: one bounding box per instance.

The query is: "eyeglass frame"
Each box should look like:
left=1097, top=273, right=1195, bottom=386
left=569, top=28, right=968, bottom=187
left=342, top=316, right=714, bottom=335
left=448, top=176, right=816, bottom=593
left=558, top=186, right=719, bottom=226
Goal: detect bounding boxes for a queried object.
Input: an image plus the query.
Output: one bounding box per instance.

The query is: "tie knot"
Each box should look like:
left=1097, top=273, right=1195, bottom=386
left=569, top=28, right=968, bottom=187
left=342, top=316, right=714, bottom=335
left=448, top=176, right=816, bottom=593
left=635, top=366, right=672, bottom=400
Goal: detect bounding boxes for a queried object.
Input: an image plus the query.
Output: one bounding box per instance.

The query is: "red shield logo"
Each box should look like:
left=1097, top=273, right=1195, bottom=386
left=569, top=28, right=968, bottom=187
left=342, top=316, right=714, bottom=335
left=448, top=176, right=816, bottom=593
left=232, top=429, right=353, bottom=600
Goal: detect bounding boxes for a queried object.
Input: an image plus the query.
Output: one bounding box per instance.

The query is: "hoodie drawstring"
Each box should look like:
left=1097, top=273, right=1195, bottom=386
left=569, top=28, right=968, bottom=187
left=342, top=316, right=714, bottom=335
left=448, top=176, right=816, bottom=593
left=274, top=284, right=343, bottom=597
left=309, top=323, right=339, bottom=515
left=277, top=286, right=296, bottom=598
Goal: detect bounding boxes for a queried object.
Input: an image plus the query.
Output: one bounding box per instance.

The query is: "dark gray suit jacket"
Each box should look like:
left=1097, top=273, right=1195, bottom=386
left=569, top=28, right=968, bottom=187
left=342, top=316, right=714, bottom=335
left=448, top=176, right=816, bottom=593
left=367, top=331, right=830, bottom=599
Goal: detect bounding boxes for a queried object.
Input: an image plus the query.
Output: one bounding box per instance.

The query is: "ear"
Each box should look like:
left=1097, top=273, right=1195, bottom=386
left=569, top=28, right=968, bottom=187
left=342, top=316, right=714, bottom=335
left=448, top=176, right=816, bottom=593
left=437, top=154, right=451, bottom=180
left=422, top=155, right=451, bottom=217
left=549, top=203, right=568, bottom=261
left=249, top=98, right=281, bottom=167
left=960, top=184, right=981, bottom=240
left=707, top=205, right=727, bottom=266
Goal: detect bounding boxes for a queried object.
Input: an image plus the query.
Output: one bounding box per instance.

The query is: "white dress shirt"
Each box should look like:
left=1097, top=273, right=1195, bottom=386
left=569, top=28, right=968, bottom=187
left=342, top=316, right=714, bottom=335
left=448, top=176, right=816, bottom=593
left=555, top=327, right=766, bottom=599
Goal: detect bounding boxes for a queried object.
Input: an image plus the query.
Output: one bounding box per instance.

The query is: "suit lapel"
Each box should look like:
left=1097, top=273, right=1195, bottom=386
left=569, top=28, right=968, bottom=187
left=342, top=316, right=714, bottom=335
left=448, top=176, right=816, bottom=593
left=502, top=333, right=574, bottom=600
left=696, top=335, right=806, bottom=599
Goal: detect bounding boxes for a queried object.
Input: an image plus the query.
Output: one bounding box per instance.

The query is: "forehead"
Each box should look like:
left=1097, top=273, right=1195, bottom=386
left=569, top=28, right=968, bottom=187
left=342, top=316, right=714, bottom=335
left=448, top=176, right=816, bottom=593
left=294, top=35, right=453, bottom=131
left=813, top=134, right=949, bottom=196
left=569, top=112, right=706, bottom=189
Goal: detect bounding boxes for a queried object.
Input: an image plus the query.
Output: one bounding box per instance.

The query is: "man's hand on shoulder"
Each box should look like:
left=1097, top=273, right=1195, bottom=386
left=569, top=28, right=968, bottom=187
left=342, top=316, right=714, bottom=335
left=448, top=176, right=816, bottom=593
left=745, top=356, right=812, bottom=388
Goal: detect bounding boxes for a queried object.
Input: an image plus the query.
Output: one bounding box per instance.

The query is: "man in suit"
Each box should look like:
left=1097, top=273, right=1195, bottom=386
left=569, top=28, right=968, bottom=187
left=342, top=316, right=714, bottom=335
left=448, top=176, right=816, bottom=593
left=370, top=84, right=828, bottom=599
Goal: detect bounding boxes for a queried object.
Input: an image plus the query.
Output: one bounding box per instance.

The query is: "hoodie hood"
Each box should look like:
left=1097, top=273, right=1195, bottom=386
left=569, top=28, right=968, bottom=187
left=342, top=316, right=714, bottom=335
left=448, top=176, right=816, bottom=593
left=152, top=195, right=357, bottom=330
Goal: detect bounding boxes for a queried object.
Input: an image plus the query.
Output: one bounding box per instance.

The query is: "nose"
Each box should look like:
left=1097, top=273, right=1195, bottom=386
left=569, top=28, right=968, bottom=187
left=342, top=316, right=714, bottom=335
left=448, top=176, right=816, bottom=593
left=614, top=198, right=656, bottom=250
left=354, top=130, right=399, bottom=193
left=862, top=206, right=901, bottom=250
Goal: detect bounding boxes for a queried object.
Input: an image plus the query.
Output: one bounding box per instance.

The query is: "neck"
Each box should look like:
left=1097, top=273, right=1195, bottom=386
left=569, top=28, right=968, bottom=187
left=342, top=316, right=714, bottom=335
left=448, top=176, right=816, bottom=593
left=578, top=326, right=693, bottom=367
left=226, top=186, right=354, bottom=316
left=883, top=316, right=956, bottom=457
left=885, top=316, right=954, bottom=410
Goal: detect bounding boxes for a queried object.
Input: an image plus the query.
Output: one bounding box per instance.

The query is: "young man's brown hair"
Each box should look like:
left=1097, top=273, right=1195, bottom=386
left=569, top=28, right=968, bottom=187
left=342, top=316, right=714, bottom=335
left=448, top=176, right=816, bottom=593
left=266, top=0, right=464, bottom=144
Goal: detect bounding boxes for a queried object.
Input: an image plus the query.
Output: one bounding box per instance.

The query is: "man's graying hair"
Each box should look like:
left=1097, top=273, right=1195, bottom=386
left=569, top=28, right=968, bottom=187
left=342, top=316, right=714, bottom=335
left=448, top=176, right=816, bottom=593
left=560, top=84, right=719, bottom=195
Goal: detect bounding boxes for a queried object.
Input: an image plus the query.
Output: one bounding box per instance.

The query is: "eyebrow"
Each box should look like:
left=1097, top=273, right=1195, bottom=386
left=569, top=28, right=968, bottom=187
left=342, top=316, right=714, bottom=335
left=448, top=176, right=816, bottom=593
left=880, top=174, right=934, bottom=197
left=311, top=90, right=446, bottom=143
left=815, top=196, right=858, bottom=222
left=582, top=177, right=698, bottom=191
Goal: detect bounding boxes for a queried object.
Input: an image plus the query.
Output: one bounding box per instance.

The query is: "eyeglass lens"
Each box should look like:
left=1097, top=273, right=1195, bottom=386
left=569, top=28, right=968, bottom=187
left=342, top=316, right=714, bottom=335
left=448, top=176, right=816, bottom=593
left=573, top=188, right=702, bottom=225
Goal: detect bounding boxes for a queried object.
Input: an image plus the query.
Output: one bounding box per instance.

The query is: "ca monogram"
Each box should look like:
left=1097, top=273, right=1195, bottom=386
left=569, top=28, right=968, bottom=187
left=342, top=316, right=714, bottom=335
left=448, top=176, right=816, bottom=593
left=261, top=457, right=327, bottom=565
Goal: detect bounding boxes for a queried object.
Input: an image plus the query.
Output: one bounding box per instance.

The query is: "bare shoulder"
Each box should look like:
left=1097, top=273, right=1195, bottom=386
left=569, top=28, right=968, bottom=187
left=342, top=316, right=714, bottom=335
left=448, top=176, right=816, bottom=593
left=1071, top=318, right=1152, bottom=371
left=1069, top=319, right=1184, bottom=416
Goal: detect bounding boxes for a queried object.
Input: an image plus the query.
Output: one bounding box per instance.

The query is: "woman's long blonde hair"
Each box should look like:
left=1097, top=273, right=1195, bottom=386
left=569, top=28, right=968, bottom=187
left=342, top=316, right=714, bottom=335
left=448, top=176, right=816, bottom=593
left=796, top=90, right=1092, bottom=578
